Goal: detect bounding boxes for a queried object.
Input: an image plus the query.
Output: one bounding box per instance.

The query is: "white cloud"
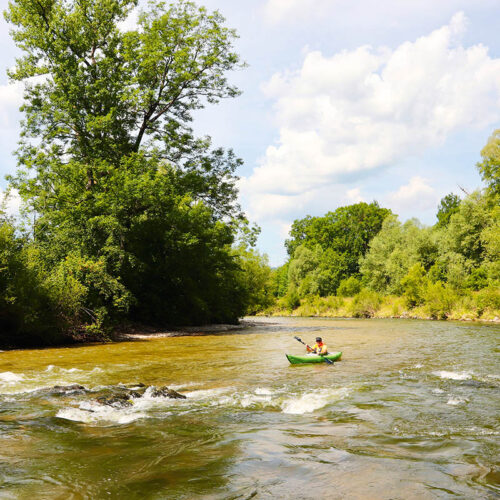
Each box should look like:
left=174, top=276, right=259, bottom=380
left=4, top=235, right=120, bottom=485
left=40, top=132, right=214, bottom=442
left=0, top=81, right=23, bottom=129
left=346, top=188, right=365, bottom=203
left=241, top=12, right=500, bottom=221
left=263, top=0, right=334, bottom=24
left=262, top=0, right=499, bottom=25
left=386, top=176, right=438, bottom=212
left=1, top=188, right=21, bottom=217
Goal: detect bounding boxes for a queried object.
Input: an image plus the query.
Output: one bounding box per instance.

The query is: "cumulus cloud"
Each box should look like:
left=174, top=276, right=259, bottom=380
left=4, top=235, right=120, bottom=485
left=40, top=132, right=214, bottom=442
left=346, top=188, right=365, bottom=203
left=386, top=176, right=438, bottom=212
left=263, top=0, right=334, bottom=24
left=240, top=12, right=500, bottom=221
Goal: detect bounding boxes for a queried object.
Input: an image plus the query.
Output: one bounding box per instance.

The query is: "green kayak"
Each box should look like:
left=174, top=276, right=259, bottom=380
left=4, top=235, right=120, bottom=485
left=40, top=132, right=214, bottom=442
left=286, top=352, right=342, bottom=365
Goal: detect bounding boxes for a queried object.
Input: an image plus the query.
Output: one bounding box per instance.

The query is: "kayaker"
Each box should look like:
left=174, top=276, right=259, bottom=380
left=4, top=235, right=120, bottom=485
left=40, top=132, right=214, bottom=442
left=307, top=337, right=328, bottom=355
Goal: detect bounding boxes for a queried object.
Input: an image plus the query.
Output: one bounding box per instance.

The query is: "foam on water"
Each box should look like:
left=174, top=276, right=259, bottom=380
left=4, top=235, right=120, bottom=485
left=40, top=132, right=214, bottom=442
left=281, top=387, right=349, bottom=414
left=433, top=370, right=472, bottom=380
left=238, top=393, right=273, bottom=408
left=53, top=384, right=352, bottom=424
left=46, top=365, right=103, bottom=374
left=447, top=397, right=468, bottom=405
left=183, top=387, right=232, bottom=399
left=0, top=372, right=24, bottom=383
left=255, top=387, right=273, bottom=395
left=1, top=364, right=106, bottom=394
left=57, top=401, right=147, bottom=425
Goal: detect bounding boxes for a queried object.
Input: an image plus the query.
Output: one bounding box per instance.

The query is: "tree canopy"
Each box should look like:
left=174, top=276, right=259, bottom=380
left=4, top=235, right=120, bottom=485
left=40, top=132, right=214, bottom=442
left=282, top=202, right=391, bottom=297
left=436, top=193, right=461, bottom=227
left=2, top=0, right=255, bottom=342
left=477, top=129, right=500, bottom=197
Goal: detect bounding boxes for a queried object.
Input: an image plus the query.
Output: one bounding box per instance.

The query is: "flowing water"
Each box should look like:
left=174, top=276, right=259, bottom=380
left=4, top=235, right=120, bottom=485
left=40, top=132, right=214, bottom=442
left=0, top=317, right=499, bottom=499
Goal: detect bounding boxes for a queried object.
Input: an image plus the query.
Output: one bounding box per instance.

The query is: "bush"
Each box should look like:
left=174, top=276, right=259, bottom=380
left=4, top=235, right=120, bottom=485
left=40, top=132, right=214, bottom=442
left=337, top=276, right=362, bottom=297
left=465, top=267, right=489, bottom=290
left=475, top=286, right=500, bottom=315
left=323, top=295, right=345, bottom=311
left=401, top=263, right=428, bottom=307
left=422, top=282, right=458, bottom=319
left=285, top=289, right=301, bottom=311
left=0, top=220, right=132, bottom=346
left=351, top=289, right=382, bottom=318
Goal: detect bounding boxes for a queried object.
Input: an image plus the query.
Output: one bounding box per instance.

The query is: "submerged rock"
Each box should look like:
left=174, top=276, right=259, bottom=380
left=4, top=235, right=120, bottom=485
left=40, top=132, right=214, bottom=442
left=94, top=384, right=186, bottom=407
left=151, top=386, right=187, bottom=399
left=459, top=379, right=499, bottom=390
left=96, top=393, right=134, bottom=408
left=39, top=384, right=87, bottom=396
left=35, top=382, right=186, bottom=407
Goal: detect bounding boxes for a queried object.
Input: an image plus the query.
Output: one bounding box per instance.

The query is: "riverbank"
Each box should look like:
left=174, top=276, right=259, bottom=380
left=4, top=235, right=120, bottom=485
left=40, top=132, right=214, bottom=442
left=0, top=320, right=261, bottom=350
left=260, top=293, right=500, bottom=323
left=114, top=320, right=259, bottom=341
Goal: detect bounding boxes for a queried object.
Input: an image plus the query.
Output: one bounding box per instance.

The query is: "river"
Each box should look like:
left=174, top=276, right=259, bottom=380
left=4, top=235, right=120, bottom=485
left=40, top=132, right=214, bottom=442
left=0, top=317, right=499, bottom=499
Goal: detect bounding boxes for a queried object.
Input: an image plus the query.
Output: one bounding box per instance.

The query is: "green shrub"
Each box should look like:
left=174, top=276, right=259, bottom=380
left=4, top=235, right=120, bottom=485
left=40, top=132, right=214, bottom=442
left=465, top=267, right=489, bottom=290
left=285, top=289, right=301, bottom=311
left=337, top=276, right=362, bottom=297
left=475, top=286, right=500, bottom=315
left=422, top=282, right=458, bottom=319
left=401, top=263, right=428, bottom=307
left=323, top=295, right=345, bottom=311
left=351, top=289, right=382, bottom=318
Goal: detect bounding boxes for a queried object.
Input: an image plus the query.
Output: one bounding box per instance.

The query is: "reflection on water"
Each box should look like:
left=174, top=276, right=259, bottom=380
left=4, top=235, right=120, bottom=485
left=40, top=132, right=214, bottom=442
left=0, top=317, right=499, bottom=498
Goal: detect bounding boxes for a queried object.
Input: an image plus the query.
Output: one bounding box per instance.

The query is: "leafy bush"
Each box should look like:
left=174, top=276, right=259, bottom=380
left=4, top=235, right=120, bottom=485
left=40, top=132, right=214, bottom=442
left=475, top=286, right=500, bottom=315
left=285, top=289, right=301, bottom=311
left=465, top=267, right=489, bottom=290
left=401, top=263, right=428, bottom=307
left=323, top=295, right=345, bottom=311
left=350, top=289, right=382, bottom=318
left=337, top=276, right=362, bottom=297
left=422, top=282, right=458, bottom=319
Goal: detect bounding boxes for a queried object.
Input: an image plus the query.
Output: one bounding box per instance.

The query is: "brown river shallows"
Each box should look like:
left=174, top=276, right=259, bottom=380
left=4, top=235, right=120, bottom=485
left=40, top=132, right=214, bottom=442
left=0, top=317, right=498, bottom=499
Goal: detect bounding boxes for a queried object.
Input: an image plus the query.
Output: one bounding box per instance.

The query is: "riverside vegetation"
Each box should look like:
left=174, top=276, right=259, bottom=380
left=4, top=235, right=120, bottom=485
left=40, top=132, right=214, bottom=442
left=0, top=0, right=269, bottom=347
left=263, top=131, right=500, bottom=322
left=0, top=0, right=498, bottom=349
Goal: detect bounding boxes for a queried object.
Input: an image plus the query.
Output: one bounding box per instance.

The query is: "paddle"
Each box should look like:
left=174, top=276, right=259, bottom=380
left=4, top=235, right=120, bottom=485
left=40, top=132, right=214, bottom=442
left=293, top=336, right=334, bottom=364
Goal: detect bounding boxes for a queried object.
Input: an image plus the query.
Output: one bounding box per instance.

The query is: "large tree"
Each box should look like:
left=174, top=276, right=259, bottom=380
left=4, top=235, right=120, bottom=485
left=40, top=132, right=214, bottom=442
left=285, top=202, right=391, bottom=275
left=436, top=193, right=460, bottom=227
left=5, top=0, right=248, bottom=325
left=281, top=202, right=391, bottom=297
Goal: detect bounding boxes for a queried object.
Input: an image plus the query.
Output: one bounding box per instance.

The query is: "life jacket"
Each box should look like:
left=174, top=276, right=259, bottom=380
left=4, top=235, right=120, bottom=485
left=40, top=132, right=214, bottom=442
left=311, top=342, right=328, bottom=355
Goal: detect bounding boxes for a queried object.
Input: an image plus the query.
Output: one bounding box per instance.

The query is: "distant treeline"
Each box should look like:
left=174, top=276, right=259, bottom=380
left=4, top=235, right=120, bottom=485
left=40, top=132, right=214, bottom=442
left=262, top=130, right=499, bottom=321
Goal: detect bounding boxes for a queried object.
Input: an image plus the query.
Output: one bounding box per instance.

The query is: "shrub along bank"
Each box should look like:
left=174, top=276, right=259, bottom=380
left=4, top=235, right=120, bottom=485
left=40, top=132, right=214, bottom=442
left=261, top=286, right=500, bottom=322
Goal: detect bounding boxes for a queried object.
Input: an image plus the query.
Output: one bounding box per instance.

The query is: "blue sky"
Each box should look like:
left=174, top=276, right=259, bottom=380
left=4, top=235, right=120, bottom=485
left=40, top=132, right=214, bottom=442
left=1, top=0, right=500, bottom=265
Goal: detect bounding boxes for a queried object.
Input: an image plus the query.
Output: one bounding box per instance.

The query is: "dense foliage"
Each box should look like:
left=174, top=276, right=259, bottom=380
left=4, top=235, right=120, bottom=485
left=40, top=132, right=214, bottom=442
left=1, top=0, right=271, bottom=346
left=282, top=202, right=391, bottom=297
left=266, top=133, right=499, bottom=320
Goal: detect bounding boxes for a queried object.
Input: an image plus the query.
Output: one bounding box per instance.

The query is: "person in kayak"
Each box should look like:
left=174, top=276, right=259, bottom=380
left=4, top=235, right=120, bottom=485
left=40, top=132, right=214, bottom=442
left=307, top=337, right=328, bottom=355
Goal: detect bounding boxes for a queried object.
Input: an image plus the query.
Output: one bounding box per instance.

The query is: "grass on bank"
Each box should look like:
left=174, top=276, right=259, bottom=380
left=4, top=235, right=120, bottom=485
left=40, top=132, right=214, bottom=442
left=260, top=286, right=500, bottom=322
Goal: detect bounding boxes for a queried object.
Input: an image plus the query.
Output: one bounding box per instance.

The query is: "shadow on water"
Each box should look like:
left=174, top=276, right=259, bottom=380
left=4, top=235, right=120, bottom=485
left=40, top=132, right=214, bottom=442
left=1, top=413, right=242, bottom=499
